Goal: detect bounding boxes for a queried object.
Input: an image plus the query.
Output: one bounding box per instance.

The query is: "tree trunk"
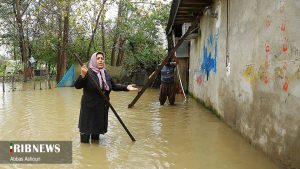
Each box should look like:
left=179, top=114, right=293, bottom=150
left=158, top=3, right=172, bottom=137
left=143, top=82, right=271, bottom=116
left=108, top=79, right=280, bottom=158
left=120, top=44, right=125, bottom=65
left=13, top=0, right=28, bottom=82
left=110, top=37, right=117, bottom=66
left=101, top=20, right=106, bottom=55
left=116, top=37, right=125, bottom=66
left=13, top=44, right=16, bottom=60
left=59, top=0, right=71, bottom=81
left=86, top=0, right=107, bottom=58
left=48, top=64, right=51, bottom=89
left=56, top=10, right=63, bottom=82
left=100, top=7, right=106, bottom=55
left=27, top=17, right=32, bottom=71
left=110, top=1, right=123, bottom=66
left=26, top=12, right=31, bottom=59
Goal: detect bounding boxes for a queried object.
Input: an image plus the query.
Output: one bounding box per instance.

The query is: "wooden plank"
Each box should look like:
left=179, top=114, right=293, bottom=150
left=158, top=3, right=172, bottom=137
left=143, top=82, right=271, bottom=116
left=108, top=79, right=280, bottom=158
left=180, top=4, right=207, bottom=8
left=176, top=19, right=194, bottom=21
left=175, top=20, right=194, bottom=24
left=182, top=0, right=210, bottom=4
left=175, top=18, right=194, bottom=22
left=178, top=7, right=205, bottom=11
left=176, top=15, right=194, bottom=18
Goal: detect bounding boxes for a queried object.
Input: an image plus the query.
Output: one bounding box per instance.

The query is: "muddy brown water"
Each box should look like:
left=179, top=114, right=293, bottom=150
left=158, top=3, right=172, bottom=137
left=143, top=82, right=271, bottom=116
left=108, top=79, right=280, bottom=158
left=0, top=82, right=279, bottom=168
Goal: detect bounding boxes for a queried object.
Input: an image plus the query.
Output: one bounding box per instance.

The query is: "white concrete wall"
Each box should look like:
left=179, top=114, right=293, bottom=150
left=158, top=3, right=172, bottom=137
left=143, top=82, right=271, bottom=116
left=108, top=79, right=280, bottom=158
left=188, top=0, right=300, bottom=168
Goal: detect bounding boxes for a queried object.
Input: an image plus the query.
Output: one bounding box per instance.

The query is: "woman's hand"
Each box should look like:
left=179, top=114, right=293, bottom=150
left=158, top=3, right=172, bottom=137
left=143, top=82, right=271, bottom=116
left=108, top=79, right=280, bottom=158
left=80, top=65, right=88, bottom=78
left=127, top=84, right=138, bottom=91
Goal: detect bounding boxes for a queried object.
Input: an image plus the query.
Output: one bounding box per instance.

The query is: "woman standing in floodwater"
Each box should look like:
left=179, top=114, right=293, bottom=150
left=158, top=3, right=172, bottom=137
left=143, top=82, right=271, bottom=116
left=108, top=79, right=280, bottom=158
left=74, top=51, right=138, bottom=143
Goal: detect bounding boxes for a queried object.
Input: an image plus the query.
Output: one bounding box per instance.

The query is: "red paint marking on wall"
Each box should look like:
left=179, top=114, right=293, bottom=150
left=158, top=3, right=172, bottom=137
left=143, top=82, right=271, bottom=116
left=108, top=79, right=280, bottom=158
left=196, top=75, right=204, bottom=85
left=265, top=58, right=270, bottom=67
left=282, top=63, right=288, bottom=91
left=263, top=54, right=270, bottom=84
left=280, top=23, right=286, bottom=32
left=265, top=15, right=271, bottom=27
left=283, top=81, right=289, bottom=91
left=283, top=62, right=288, bottom=71
left=282, top=37, right=288, bottom=52
left=263, top=67, right=270, bottom=84
left=262, top=39, right=271, bottom=84
left=280, top=6, right=285, bottom=13
left=282, top=44, right=288, bottom=52
left=265, top=42, right=270, bottom=53
left=279, top=0, right=286, bottom=13
left=264, top=78, right=269, bottom=84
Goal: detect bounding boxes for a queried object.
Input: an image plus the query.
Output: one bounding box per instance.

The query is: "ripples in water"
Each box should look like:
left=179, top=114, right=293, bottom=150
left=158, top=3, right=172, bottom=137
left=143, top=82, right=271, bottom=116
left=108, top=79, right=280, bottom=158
left=0, top=86, right=278, bottom=169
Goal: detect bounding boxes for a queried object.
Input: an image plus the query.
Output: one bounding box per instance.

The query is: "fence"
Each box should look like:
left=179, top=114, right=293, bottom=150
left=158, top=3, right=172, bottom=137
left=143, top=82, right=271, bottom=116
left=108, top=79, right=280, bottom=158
left=1, top=74, right=54, bottom=92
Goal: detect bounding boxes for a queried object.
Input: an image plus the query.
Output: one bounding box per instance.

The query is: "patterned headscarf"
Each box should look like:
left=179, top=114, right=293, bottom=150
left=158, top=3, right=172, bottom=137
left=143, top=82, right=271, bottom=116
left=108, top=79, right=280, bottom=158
left=89, top=52, right=109, bottom=91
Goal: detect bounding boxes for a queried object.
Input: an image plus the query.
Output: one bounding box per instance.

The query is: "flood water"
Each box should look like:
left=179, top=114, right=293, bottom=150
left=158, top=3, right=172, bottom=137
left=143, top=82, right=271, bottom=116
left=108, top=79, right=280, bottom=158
left=0, top=82, right=279, bottom=169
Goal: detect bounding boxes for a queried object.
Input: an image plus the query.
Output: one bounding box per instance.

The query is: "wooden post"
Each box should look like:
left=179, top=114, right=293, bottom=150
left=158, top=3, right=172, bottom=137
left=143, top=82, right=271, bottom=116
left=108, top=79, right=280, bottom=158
left=48, top=74, right=51, bottom=89
left=2, top=75, right=4, bottom=92
left=47, top=65, right=51, bottom=89
left=33, top=76, right=35, bottom=90
left=39, top=78, right=42, bottom=90
left=12, top=75, right=14, bottom=91
left=44, top=76, right=47, bottom=89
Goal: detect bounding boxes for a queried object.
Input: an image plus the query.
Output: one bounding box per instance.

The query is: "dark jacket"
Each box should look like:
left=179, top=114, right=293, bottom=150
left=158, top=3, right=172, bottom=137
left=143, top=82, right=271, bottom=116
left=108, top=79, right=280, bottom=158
left=161, top=62, right=176, bottom=84
left=74, top=69, right=128, bottom=134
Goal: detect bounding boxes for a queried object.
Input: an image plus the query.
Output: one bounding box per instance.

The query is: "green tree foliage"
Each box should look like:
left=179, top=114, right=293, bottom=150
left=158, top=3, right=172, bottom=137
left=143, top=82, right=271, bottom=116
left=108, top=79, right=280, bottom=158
left=0, top=0, right=171, bottom=79
left=121, top=1, right=171, bottom=75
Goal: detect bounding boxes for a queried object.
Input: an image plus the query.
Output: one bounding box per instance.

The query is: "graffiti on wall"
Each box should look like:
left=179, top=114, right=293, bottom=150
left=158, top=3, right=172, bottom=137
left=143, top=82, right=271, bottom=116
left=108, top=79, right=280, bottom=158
left=243, top=65, right=256, bottom=87
left=195, top=30, right=219, bottom=85
left=201, top=32, right=217, bottom=81
left=278, top=0, right=289, bottom=92
left=262, top=40, right=271, bottom=84
left=243, top=0, right=297, bottom=92
left=194, top=1, right=221, bottom=86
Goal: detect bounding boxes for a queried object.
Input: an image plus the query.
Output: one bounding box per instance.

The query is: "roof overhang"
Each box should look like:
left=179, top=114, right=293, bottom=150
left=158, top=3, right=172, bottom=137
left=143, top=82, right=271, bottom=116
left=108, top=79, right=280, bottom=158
left=166, top=0, right=212, bottom=35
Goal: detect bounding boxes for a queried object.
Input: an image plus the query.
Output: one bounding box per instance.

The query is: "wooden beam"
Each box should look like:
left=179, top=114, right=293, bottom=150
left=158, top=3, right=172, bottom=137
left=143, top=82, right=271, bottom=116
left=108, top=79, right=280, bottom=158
left=182, top=0, right=210, bottom=4
left=177, top=11, right=193, bottom=14
left=176, top=13, right=194, bottom=17
left=176, top=16, right=193, bottom=19
left=177, top=11, right=201, bottom=16
left=178, top=7, right=205, bottom=10
left=175, top=20, right=194, bottom=24
left=176, top=19, right=194, bottom=21
left=180, top=4, right=207, bottom=8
